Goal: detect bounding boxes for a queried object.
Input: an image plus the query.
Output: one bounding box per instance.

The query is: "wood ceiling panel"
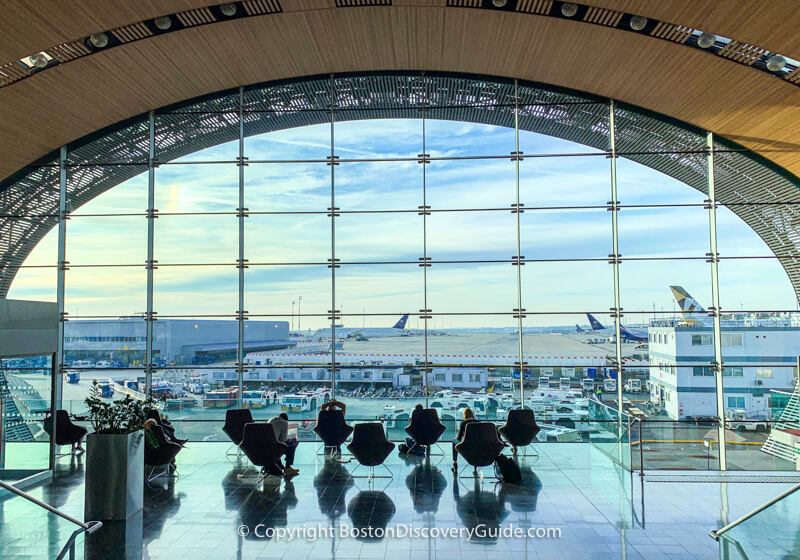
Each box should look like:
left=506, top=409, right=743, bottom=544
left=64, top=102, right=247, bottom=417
left=0, top=6, right=799, bottom=183
left=0, top=0, right=212, bottom=62
left=584, top=0, right=800, bottom=61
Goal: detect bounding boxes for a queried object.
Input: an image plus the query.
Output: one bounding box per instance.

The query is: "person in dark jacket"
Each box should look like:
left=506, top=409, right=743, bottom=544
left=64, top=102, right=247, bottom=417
left=451, top=407, right=477, bottom=472
left=399, top=404, right=426, bottom=456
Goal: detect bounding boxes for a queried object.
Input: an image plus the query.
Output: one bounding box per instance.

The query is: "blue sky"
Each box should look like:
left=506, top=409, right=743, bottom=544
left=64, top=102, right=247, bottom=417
left=8, top=119, right=797, bottom=327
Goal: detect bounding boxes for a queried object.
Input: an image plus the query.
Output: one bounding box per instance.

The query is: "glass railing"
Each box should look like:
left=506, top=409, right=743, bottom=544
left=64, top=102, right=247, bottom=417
left=715, top=483, right=800, bottom=559
left=586, top=398, right=631, bottom=469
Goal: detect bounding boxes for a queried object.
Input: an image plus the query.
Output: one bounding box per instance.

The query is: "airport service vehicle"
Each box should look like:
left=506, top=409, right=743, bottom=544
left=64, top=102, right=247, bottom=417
left=725, top=408, right=768, bottom=432
left=202, top=386, right=239, bottom=409
left=559, top=377, right=572, bottom=390
left=97, top=380, right=114, bottom=398
left=429, top=390, right=492, bottom=417
left=280, top=388, right=330, bottom=412
left=603, top=378, right=617, bottom=392
left=380, top=405, right=412, bottom=429
left=165, top=397, right=198, bottom=411
left=624, top=379, right=643, bottom=393
left=581, top=378, right=595, bottom=392
left=241, top=389, right=279, bottom=409
left=538, top=376, right=551, bottom=389
left=186, top=376, right=209, bottom=394
left=95, top=360, right=112, bottom=368
left=65, top=370, right=80, bottom=384
left=72, top=360, right=93, bottom=368
left=537, top=423, right=582, bottom=443
left=501, top=377, right=512, bottom=389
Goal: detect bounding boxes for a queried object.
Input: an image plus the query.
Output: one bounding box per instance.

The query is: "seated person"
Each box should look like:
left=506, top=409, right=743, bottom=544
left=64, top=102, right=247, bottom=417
left=451, top=407, right=478, bottom=472
left=144, top=418, right=177, bottom=470
left=158, top=412, right=188, bottom=446
left=319, top=399, right=347, bottom=456
left=399, top=404, right=426, bottom=456
left=320, top=399, right=346, bottom=414
left=268, top=412, right=299, bottom=477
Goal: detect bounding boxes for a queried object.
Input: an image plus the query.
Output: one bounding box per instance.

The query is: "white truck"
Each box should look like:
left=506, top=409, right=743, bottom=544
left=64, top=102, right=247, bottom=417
left=624, top=379, right=642, bottom=393
left=725, top=408, right=768, bottom=432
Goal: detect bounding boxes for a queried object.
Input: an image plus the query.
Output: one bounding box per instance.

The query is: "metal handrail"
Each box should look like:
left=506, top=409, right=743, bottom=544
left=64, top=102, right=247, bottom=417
left=709, top=482, right=800, bottom=541
left=0, top=479, right=103, bottom=558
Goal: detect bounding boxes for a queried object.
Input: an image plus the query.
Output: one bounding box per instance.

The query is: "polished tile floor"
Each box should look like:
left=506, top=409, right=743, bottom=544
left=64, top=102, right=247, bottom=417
left=0, top=443, right=796, bottom=559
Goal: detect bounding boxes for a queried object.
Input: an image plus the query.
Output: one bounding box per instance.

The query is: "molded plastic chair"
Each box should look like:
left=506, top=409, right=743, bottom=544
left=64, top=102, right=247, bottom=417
left=347, top=423, right=395, bottom=479
left=144, top=425, right=182, bottom=482
left=455, top=422, right=505, bottom=479
left=239, top=422, right=287, bottom=484
left=405, top=408, right=446, bottom=455
left=313, top=409, right=353, bottom=455
left=43, top=410, right=88, bottom=456
left=222, top=409, right=253, bottom=456
left=498, top=409, right=541, bottom=456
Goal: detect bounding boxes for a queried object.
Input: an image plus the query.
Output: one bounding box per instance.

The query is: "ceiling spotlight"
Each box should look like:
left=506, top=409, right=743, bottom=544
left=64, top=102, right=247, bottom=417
left=697, top=32, right=716, bottom=49
left=492, top=0, right=508, bottom=7
left=766, top=54, right=786, bottom=72
left=154, top=16, right=172, bottom=30
left=220, top=3, right=237, bottom=16
left=629, top=15, right=647, bottom=31
left=29, top=53, right=48, bottom=69
left=561, top=2, right=578, bottom=17
left=89, top=33, right=109, bottom=48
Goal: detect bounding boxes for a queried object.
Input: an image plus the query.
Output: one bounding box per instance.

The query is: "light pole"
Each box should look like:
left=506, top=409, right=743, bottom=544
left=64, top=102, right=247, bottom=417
left=297, top=296, right=302, bottom=333
left=291, top=300, right=296, bottom=333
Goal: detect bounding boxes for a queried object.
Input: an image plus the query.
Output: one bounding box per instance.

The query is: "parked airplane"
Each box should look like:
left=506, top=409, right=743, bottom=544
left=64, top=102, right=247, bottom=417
left=575, top=324, right=586, bottom=333
left=312, top=314, right=410, bottom=340
left=670, top=286, right=711, bottom=324
left=585, top=313, right=648, bottom=342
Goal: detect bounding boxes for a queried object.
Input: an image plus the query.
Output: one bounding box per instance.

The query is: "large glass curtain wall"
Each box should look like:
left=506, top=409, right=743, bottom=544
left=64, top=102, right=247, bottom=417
left=4, top=74, right=800, bottom=471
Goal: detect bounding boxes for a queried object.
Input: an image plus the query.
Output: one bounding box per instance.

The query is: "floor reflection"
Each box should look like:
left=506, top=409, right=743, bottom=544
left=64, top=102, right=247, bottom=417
left=347, top=489, right=396, bottom=541
left=405, top=458, right=447, bottom=514
left=221, top=466, right=298, bottom=541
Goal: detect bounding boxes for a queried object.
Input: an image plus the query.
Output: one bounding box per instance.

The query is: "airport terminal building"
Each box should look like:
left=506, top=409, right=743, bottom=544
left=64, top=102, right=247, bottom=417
left=648, top=319, right=798, bottom=420
left=3, top=1, right=800, bottom=559
left=64, top=319, right=290, bottom=365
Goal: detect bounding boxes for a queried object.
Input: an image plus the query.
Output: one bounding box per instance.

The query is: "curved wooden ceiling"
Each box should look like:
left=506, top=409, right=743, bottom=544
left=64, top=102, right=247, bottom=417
left=0, top=1, right=799, bottom=184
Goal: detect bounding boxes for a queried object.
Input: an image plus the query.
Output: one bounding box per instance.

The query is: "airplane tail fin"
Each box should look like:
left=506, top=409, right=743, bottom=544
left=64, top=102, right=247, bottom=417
left=392, top=314, right=409, bottom=329
left=586, top=313, right=605, bottom=331
left=670, top=286, right=707, bottom=319
left=576, top=324, right=585, bottom=333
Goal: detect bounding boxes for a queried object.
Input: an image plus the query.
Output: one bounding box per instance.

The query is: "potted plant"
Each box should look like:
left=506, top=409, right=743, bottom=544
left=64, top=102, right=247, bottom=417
left=83, top=381, right=151, bottom=520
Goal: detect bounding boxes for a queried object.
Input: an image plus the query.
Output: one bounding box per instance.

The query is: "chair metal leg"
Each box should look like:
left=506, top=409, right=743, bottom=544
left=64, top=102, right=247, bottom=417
left=147, top=463, right=178, bottom=483
left=510, top=445, right=539, bottom=459
left=349, top=462, right=393, bottom=480
left=226, top=444, right=244, bottom=459
left=457, top=463, right=498, bottom=480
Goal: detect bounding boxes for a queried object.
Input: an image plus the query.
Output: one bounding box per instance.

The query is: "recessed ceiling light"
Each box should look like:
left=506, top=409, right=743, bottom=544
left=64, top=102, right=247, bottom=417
left=766, top=54, right=786, bottom=72
left=220, top=3, right=237, bottom=16
left=629, top=16, right=647, bottom=31
left=154, top=16, right=172, bottom=30
left=697, top=32, right=716, bottom=49
left=561, top=3, right=578, bottom=17
left=89, top=33, right=109, bottom=48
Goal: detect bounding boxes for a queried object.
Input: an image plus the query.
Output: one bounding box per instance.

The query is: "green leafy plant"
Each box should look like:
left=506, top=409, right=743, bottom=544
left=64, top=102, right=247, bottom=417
left=84, top=380, right=153, bottom=434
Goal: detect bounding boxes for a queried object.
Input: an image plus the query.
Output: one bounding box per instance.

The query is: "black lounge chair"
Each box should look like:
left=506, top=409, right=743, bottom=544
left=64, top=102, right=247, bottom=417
left=313, top=409, right=353, bottom=456
left=454, top=422, right=505, bottom=479
left=347, top=423, right=395, bottom=479
left=498, top=409, right=541, bottom=456
left=43, top=410, right=88, bottom=457
left=405, top=408, right=446, bottom=456
left=222, top=409, right=253, bottom=456
left=238, top=422, right=287, bottom=484
left=144, top=425, right=182, bottom=483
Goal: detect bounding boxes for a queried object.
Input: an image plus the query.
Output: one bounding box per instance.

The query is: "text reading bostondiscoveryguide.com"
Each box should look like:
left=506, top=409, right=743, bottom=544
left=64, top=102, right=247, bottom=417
left=236, top=523, right=562, bottom=541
